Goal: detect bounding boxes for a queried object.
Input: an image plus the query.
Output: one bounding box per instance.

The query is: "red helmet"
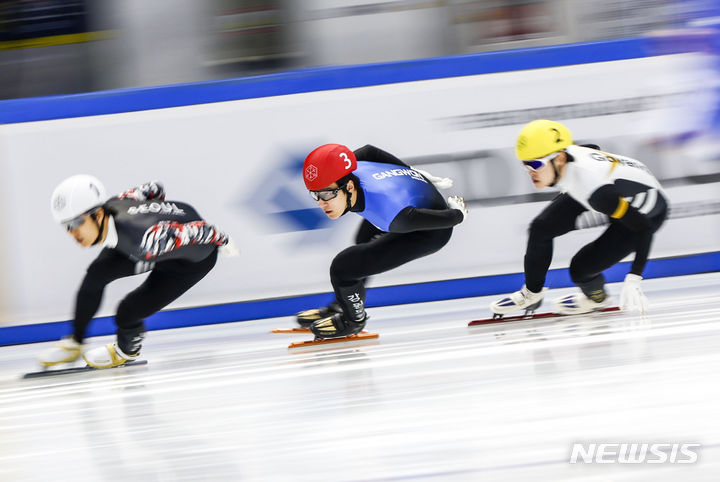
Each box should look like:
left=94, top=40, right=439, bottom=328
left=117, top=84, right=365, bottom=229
left=303, top=144, right=357, bottom=190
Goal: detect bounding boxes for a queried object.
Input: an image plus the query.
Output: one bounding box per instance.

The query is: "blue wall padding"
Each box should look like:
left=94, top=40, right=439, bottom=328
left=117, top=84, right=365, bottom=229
left=1, top=251, right=717, bottom=346
left=0, top=37, right=659, bottom=124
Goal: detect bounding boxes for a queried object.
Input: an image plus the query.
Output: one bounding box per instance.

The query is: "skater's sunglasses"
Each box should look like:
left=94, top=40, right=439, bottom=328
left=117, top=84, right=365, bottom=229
left=63, top=215, right=87, bottom=231
left=309, top=185, right=345, bottom=202
left=62, top=208, right=99, bottom=231
left=522, top=152, right=561, bottom=171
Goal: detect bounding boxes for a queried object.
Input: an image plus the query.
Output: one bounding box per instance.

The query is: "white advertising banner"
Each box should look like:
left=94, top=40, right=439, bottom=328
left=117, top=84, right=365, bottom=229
left=1, top=52, right=718, bottom=325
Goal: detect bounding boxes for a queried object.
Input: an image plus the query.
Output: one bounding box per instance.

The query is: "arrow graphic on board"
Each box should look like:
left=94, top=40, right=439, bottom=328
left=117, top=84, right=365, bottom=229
left=246, top=150, right=331, bottom=232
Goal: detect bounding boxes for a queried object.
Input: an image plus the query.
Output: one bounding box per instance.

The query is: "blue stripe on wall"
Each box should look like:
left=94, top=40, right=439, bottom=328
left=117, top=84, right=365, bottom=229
left=2, top=251, right=717, bottom=346
left=0, top=37, right=656, bottom=124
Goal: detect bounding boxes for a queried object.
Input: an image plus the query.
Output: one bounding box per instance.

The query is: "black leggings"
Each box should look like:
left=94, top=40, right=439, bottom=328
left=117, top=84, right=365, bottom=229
left=329, top=220, right=453, bottom=319
left=74, top=248, right=217, bottom=352
left=524, top=193, right=665, bottom=295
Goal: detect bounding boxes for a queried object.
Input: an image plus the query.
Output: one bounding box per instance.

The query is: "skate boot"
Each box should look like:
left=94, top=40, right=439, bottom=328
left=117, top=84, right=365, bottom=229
left=37, top=336, right=82, bottom=367
left=490, top=285, right=547, bottom=317
left=83, top=343, right=138, bottom=369
left=553, top=291, right=612, bottom=315
left=311, top=312, right=367, bottom=339
left=296, top=301, right=343, bottom=328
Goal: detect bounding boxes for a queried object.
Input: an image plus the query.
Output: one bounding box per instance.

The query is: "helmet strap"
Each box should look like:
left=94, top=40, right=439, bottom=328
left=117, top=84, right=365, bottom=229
left=340, top=183, right=353, bottom=216
left=549, top=158, right=560, bottom=187
left=90, top=210, right=107, bottom=246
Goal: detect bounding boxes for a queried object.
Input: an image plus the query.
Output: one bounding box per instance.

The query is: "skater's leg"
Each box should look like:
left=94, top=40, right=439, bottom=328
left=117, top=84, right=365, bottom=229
left=74, top=249, right=137, bottom=343
left=554, top=224, right=637, bottom=314
left=38, top=249, right=136, bottom=366
left=491, top=194, right=585, bottom=316
left=569, top=223, right=637, bottom=300
left=524, top=193, right=586, bottom=292
left=330, top=228, right=452, bottom=319
left=83, top=251, right=217, bottom=368
left=311, top=228, right=452, bottom=338
left=115, top=251, right=218, bottom=354
left=296, top=220, right=383, bottom=327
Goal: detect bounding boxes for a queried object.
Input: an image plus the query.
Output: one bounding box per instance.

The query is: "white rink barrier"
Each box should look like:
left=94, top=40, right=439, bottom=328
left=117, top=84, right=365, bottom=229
left=0, top=37, right=718, bottom=328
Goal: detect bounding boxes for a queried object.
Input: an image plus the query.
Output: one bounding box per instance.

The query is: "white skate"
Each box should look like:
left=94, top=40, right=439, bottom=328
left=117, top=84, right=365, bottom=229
left=83, top=343, right=138, bottom=369
left=490, top=285, right=547, bottom=316
left=553, top=292, right=612, bottom=315
left=37, top=337, right=82, bottom=367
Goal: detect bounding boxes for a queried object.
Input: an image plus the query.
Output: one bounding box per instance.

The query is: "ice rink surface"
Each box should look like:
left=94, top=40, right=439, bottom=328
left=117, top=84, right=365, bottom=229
left=1, top=272, right=719, bottom=481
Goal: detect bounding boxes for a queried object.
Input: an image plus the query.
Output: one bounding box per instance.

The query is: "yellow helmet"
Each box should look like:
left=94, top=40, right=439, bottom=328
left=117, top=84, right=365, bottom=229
left=516, top=120, right=573, bottom=160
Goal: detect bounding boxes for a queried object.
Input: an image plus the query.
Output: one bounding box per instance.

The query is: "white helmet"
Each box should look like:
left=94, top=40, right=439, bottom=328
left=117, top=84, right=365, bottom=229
left=51, top=174, right=107, bottom=224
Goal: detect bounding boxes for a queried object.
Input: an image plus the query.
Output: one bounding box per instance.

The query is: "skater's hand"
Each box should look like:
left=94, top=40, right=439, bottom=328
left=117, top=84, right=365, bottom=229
left=218, top=235, right=240, bottom=257
left=118, top=181, right=165, bottom=201
left=447, top=196, right=468, bottom=220
left=620, top=273, right=648, bottom=314
left=412, top=167, right=454, bottom=189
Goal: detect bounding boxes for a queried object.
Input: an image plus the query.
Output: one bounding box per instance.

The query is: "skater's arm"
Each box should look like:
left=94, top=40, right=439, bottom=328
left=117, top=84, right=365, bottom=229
left=353, top=145, right=409, bottom=167
left=587, top=185, right=652, bottom=232
left=630, top=231, right=653, bottom=275
left=73, top=249, right=136, bottom=342
left=116, top=181, right=165, bottom=201
left=588, top=184, right=655, bottom=275
left=353, top=145, right=454, bottom=189
left=140, top=220, right=228, bottom=260
left=388, top=206, right=464, bottom=233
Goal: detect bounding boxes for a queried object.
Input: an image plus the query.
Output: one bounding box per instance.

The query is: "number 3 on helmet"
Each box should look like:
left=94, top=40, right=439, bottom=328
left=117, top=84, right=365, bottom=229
left=303, top=144, right=357, bottom=191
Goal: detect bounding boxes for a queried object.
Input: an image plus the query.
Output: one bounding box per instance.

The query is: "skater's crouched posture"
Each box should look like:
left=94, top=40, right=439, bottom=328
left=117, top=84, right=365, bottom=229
left=298, top=144, right=467, bottom=339
left=40, top=175, right=230, bottom=369
left=491, top=120, right=667, bottom=317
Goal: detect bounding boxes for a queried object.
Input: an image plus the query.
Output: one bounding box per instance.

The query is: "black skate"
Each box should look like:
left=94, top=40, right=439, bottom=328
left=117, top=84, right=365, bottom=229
left=296, top=301, right=343, bottom=328
left=311, top=312, right=367, bottom=339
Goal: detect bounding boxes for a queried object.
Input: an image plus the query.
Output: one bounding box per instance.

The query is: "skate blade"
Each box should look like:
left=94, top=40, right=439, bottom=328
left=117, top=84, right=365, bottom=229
left=288, top=331, right=379, bottom=349
left=272, top=328, right=312, bottom=334
left=469, top=306, right=620, bottom=326
left=22, top=359, right=148, bottom=379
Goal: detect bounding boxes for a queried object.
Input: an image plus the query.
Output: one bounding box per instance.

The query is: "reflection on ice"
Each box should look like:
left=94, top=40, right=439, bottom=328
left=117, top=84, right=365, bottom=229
left=0, top=273, right=719, bottom=481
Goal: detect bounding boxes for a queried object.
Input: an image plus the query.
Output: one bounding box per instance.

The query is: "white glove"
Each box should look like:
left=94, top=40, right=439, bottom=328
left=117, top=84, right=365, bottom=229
left=620, top=273, right=648, bottom=314
left=447, top=196, right=468, bottom=220
left=412, top=167, right=454, bottom=189
left=218, top=235, right=240, bottom=257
